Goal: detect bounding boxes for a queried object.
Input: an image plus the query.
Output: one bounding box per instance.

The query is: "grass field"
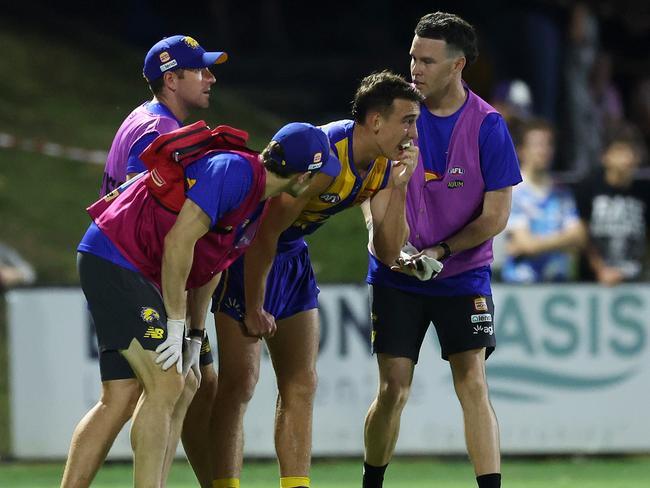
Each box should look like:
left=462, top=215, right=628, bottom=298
left=0, top=457, right=649, bottom=487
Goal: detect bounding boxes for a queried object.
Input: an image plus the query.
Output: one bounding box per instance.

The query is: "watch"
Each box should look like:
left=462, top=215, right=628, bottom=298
left=187, top=328, right=206, bottom=340
left=437, top=241, right=452, bottom=261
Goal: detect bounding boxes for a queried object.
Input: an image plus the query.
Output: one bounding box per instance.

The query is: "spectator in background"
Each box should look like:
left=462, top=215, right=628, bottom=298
left=501, top=119, right=586, bottom=283
left=0, top=241, right=36, bottom=289
left=576, top=124, right=650, bottom=285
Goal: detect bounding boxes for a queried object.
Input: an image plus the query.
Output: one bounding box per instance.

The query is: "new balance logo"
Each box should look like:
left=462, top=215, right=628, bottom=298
left=144, top=326, right=164, bottom=339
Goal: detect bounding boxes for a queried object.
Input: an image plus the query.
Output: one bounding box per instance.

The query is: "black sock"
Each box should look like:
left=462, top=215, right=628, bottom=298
left=362, top=462, right=388, bottom=488
left=477, top=473, right=501, bottom=488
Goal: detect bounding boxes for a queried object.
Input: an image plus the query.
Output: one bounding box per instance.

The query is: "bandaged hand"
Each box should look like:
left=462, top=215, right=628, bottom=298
left=182, top=336, right=203, bottom=384
left=391, top=242, right=443, bottom=281
left=155, top=318, right=184, bottom=374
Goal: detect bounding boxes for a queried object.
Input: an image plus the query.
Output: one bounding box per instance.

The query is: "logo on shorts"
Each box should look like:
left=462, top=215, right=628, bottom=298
left=200, top=340, right=211, bottom=354
left=474, top=297, right=488, bottom=312
left=144, top=326, right=165, bottom=339
left=448, top=167, right=465, bottom=175
left=471, top=313, right=492, bottom=324
left=140, top=307, right=160, bottom=323
left=447, top=179, right=464, bottom=189
left=224, top=297, right=244, bottom=320
left=473, top=325, right=494, bottom=335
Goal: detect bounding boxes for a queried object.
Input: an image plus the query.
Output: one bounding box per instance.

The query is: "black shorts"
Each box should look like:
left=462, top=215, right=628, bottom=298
left=79, top=253, right=213, bottom=381
left=96, top=334, right=214, bottom=381
left=369, top=284, right=496, bottom=363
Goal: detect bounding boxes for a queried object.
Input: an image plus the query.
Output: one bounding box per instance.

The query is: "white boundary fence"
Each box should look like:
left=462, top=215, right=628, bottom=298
left=6, top=284, right=650, bottom=459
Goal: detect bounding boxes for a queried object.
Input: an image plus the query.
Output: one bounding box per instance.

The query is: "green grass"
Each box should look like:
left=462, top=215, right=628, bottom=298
left=0, top=458, right=649, bottom=487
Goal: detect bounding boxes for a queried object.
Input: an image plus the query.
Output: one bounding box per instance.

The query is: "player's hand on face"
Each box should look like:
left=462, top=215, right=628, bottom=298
left=243, top=308, right=277, bottom=339
left=391, top=144, right=418, bottom=188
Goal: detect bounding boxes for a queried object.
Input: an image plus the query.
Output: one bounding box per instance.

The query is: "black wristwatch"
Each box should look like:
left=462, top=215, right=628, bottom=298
left=437, top=241, right=452, bottom=261
left=187, top=328, right=206, bottom=340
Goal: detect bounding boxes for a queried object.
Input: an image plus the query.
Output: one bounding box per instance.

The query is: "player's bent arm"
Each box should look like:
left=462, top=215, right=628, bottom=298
left=162, top=198, right=211, bottom=320
left=244, top=174, right=333, bottom=311
left=422, top=186, right=512, bottom=260
left=187, top=272, right=222, bottom=332
left=362, top=145, right=418, bottom=265
left=363, top=185, right=409, bottom=265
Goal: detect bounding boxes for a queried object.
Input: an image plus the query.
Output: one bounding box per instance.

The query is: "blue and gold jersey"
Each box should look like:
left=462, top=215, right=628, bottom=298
left=280, top=119, right=391, bottom=242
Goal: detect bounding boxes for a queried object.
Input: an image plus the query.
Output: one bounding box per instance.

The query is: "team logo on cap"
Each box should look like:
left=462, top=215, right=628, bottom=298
left=183, top=36, right=200, bottom=49
left=159, top=51, right=171, bottom=62
left=307, top=152, right=323, bottom=171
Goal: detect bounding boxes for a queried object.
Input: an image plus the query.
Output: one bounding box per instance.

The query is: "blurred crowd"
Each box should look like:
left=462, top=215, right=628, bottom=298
left=490, top=2, right=650, bottom=285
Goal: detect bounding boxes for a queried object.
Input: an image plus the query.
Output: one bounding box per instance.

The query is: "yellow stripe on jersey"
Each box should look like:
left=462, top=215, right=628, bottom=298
left=291, top=124, right=390, bottom=233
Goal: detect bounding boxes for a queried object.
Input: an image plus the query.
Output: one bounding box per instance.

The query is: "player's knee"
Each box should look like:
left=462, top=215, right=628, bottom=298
left=216, top=368, right=259, bottom=404
left=195, top=367, right=218, bottom=400
left=454, top=374, right=489, bottom=406
left=148, top=371, right=186, bottom=408
left=277, top=368, right=318, bottom=405
left=100, top=380, right=142, bottom=420
left=378, top=376, right=411, bottom=411
left=184, top=370, right=200, bottom=397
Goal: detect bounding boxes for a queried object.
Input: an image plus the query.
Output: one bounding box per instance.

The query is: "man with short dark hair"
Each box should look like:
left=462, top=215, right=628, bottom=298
left=61, top=34, right=226, bottom=488
left=209, top=71, right=423, bottom=488
left=362, top=12, right=522, bottom=488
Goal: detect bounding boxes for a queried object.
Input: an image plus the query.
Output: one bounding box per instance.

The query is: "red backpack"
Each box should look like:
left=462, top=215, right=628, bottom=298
left=139, top=120, right=258, bottom=212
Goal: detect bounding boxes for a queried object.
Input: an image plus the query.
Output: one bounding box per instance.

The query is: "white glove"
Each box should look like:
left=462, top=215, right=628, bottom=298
left=182, top=337, right=203, bottom=385
left=155, top=318, right=184, bottom=374
left=397, top=242, right=444, bottom=281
